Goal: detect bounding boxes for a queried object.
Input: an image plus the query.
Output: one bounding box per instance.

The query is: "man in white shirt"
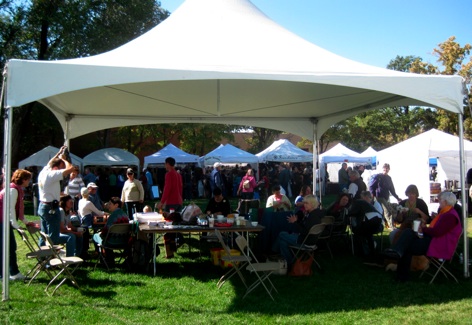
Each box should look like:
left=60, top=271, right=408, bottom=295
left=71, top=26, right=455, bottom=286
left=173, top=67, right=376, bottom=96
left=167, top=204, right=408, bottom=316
left=38, top=146, right=75, bottom=247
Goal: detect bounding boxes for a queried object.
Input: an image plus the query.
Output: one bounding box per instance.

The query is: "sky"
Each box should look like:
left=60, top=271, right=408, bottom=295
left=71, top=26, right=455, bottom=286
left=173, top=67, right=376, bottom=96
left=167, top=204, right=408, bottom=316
left=159, top=0, right=471, bottom=69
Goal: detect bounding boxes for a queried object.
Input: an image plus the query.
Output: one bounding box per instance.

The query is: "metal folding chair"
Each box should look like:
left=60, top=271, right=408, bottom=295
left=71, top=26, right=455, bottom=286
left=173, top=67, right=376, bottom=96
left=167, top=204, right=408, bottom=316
left=289, top=223, right=326, bottom=271
left=94, top=223, right=131, bottom=271
left=235, top=233, right=279, bottom=301
left=319, top=216, right=335, bottom=258
left=39, top=231, right=83, bottom=296
left=16, top=228, right=57, bottom=285
left=420, top=234, right=461, bottom=284
left=214, top=229, right=251, bottom=289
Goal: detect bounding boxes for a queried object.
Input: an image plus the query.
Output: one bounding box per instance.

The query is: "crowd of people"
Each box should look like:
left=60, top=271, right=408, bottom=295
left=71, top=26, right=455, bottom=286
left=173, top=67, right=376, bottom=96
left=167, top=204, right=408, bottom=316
left=0, top=147, right=465, bottom=284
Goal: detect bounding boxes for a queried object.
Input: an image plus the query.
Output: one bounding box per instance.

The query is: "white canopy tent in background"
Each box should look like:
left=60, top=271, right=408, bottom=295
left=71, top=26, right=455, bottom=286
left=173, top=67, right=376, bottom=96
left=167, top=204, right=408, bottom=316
left=18, top=146, right=83, bottom=171
left=144, top=144, right=199, bottom=168
left=376, top=129, right=472, bottom=208
left=256, top=139, right=313, bottom=163
left=2, top=0, right=468, bottom=297
left=199, top=144, right=259, bottom=167
left=83, top=148, right=140, bottom=170
left=361, top=146, right=378, bottom=166
left=319, top=143, right=373, bottom=194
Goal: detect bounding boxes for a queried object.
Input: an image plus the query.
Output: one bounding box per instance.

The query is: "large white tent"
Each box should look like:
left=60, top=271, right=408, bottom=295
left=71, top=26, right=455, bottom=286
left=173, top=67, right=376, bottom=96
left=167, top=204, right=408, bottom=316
left=256, top=139, right=313, bottom=163
left=144, top=144, right=199, bottom=168
left=3, top=0, right=465, bottom=141
left=1, top=0, right=469, bottom=294
left=83, top=148, right=140, bottom=169
left=376, top=129, right=472, bottom=204
left=18, top=146, right=83, bottom=170
left=199, top=144, right=258, bottom=167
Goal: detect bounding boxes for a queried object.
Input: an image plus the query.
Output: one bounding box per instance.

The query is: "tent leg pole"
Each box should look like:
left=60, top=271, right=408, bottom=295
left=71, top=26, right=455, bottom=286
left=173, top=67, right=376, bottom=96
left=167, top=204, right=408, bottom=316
left=458, top=114, right=469, bottom=278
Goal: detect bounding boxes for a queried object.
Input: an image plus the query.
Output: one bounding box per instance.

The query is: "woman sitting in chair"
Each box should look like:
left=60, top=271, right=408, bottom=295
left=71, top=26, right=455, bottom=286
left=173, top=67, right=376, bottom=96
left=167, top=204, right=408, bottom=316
left=383, top=191, right=461, bottom=282
left=92, top=197, right=129, bottom=249
left=348, top=191, right=383, bottom=260
left=266, top=185, right=292, bottom=212
left=272, top=195, right=324, bottom=269
left=326, top=193, right=351, bottom=223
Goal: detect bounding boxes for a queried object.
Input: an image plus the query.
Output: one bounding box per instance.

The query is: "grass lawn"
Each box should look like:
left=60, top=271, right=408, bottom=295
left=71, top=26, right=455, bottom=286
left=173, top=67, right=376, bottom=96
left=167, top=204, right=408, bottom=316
left=2, top=198, right=472, bottom=324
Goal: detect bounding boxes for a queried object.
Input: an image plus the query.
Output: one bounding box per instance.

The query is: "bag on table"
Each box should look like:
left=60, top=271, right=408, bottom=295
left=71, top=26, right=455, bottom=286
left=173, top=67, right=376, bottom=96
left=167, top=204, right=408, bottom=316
left=181, top=202, right=202, bottom=223
left=289, top=256, right=314, bottom=277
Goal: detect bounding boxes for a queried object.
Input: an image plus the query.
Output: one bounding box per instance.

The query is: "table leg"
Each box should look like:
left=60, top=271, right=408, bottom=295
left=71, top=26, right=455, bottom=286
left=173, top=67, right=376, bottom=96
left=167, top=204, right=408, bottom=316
left=153, top=233, right=157, bottom=276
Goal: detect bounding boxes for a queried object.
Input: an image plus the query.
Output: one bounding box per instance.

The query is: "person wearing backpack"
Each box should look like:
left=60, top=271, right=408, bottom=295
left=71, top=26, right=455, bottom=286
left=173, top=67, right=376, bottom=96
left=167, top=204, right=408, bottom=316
left=370, top=163, right=401, bottom=229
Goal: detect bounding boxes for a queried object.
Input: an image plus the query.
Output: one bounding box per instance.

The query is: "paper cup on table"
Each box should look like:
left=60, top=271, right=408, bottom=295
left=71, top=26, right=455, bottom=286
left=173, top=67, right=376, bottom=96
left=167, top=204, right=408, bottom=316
left=208, top=218, right=215, bottom=227
left=412, top=219, right=421, bottom=232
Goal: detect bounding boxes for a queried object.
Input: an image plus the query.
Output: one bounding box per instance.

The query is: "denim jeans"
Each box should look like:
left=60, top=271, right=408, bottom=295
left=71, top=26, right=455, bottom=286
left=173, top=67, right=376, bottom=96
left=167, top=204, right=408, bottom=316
left=58, top=233, right=78, bottom=257
left=38, top=202, right=61, bottom=246
left=272, top=231, right=299, bottom=266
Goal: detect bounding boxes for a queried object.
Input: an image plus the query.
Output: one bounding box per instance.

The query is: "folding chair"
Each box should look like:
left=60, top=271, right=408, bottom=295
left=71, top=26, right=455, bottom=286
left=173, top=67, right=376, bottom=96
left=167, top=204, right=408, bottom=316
left=319, top=216, right=335, bottom=258
left=289, top=223, right=326, bottom=271
left=94, top=223, right=131, bottom=271
left=16, top=228, right=57, bottom=285
left=420, top=235, right=461, bottom=284
left=235, top=234, right=279, bottom=301
left=214, top=229, right=251, bottom=289
left=238, top=199, right=260, bottom=216
left=39, top=231, right=83, bottom=296
left=328, top=211, right=350, bottom=253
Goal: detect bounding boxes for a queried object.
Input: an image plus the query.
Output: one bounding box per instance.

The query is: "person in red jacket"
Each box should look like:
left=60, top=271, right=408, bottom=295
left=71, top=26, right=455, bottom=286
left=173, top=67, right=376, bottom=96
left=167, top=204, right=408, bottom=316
left=157, top=157, right=183, bottom=212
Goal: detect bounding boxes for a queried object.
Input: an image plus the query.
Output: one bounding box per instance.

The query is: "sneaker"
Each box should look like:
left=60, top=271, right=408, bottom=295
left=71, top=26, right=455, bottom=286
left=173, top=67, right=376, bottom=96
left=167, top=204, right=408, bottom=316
left=9, top=272, right=26, bottom=281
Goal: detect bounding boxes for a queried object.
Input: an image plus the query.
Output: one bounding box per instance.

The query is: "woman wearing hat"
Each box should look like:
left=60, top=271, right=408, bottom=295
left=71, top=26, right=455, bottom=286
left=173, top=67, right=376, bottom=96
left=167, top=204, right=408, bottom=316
left=121, top=168, right=145, bottom=218
left=78, top=187, right=105, bottom=228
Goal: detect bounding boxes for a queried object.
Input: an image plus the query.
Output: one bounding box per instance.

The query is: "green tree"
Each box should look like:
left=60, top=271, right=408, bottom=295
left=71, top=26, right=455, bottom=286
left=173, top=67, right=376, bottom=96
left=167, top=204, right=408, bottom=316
left=243, top=127, right=282, bottom=154
left=0, top=1, right=169, bottom=166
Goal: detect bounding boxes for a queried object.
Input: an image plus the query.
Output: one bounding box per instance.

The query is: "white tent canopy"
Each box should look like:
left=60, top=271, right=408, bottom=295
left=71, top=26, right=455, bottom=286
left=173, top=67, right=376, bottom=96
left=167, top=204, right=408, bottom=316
left=144, top=144, right=199, bottom=168
left=319, top=143, right=373, bottom=185
left=2, top=0, right=469, bottom=290
left=320, top=143, right=372, bottom=165
left=361, top=146, right=378, bottom=165
left=199, top=144, right=258, bottom=167
left=18, top=146, right=83, bottom=170
left=4, top=0, right=464, bottom=141
left=256, top=139, right=313, bottom=163
left=376, top=129, right=472, bottom=203
left=83, top=148, right=140, bottom=169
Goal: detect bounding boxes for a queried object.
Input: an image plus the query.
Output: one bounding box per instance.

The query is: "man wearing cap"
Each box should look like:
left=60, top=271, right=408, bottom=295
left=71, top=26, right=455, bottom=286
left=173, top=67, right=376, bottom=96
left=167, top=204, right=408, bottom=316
left=210, top=162, right=224, bottom=195
left=157, top=157, right=183, bottom=212
left=121, top=168, right=145, bottom=217
left=38, top=146, right=75, bottom=245
left=87, top=182, right=103, bottom=210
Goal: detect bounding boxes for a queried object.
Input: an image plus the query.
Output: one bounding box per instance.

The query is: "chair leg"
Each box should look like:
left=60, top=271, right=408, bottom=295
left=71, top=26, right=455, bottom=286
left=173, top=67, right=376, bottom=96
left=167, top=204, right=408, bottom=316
left=217, top=262, right=249, bottom=289
left=243, top=270, right=277, bottom=301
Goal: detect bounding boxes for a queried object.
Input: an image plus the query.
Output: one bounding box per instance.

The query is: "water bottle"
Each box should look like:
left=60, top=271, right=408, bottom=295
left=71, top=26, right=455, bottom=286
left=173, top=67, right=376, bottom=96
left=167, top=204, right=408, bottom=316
left=459, top=253, right=464, bottom=264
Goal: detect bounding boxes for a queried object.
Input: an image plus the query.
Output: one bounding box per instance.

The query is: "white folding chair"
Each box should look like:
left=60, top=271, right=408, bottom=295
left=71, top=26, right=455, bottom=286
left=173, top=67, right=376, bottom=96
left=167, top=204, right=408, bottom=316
left=16, top=228, right=57, bottom=285
left=39, top=231, right=83, bottom=296
left=289, top=223, right=326, bottom=271
left=214, top=229, right=251, bottom=289
left=235, top=234, right=279, bottom=301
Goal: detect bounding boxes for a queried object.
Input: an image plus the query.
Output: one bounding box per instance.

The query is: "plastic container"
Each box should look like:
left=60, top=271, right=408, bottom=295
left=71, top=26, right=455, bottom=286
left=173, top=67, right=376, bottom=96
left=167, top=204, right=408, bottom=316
left=210, top=248, right=224, bottom=266
left=220, top=249, right=241, bottom=268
